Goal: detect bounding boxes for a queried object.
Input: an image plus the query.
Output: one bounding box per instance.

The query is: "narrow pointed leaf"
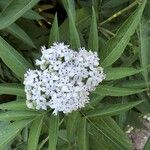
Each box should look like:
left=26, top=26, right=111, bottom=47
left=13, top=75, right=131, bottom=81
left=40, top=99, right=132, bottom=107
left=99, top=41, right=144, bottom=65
left=0, top=84, right=25, bottom=96
left=122, top=80, right=150, bottom=88
left=0, top=1, right=43, bottom=20
left=87, top=100, right=144, bottom=117
left=5, top=23, right=35, bottom=48
left=48, top=115, right=59, bottom=150
left=0, top=111, right=40, bottom=121
left=23, top=9, right=43, bottom=20
left=59, top=8, right=91, bottom=43
left=68, top=9, right=81, bottom=49
left=62, top=0, right=76, bottom=19
left=28, top=115, right=44, bottom=150
left=139, top=17, right=150, bottom=86
left=77, top=117, right=89, bottom=150
left=66, top=111, right=80, bottom=142
left=48, top=13, right=59, bottom=46
left=93, top=85, right=146, bottom=96
left=0, top=0, right=40, bottom=29
left=0, top=36, right=32, bottom=79
left=89, top=117, right=132, bottom=150
left=101, top=1, right=147, bottom=67
left=144, top=137, right=150, bottom=150
left=88, top=7, right=98, bottom=52
left=0, top=119, right=32, bottom=148
left=105, top=67, right=143, bottom=80
left=0, top=101, right=27, bottom=110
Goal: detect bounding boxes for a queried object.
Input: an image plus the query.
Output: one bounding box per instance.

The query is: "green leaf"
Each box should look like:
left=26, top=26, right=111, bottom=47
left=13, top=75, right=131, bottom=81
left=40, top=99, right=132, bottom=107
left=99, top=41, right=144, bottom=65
left=85, top=94, right=104, bottom=111
left=92, top=0, right=100, bottom=15
left=102, top=0, right=129, bottom=8
left=48, top=115, right=59, bottom=150
left=76, top=8, right=91, bottom=31
left=105, top=67, right=142, bottom=80
left=101, top=1, right=147, bottom=67
left=28, top=115, right=44, bottom=150
left=5, top=23, right=35, bottom=48
left=93, top=85, right=146, bottom=96
left=48, top=13, right=59, bottom=47
left=0, top=119, right=32, bottom=148
left=89, top=117, right=132, bottom=150
left=87, top=100, right=144, bottom=117
left=66, top=111, right=80, bottom=142
left=0, top=36, right=32, bottom=79
left=62, top=0, right=76, bottom=19
left=59, top=8, right=91, bottom=44
left=23, top=9, right=43, bottom=20
left=77, top=117, right=89, bottom=150
left=0, top=0, right=40, bottom=29
left=88, top=7, right=99, bottom=52
left=139, top=17, right=150, bottom=86
left=0, top=101, right=27, bottom=110
left=116, top=97, right=128, bottom=128
left=0, top=84, right=25, bottom=96
left=0, top=0, right=42, bottom=20
left=144, top=136, right=150, bottom=150
left=125, top=111, right=145, bottom=129
left=68, top=9, right=81, bottom=49
left=121, top=80, right=150, bottom=88
left=0, top=111, right=40, bottom=121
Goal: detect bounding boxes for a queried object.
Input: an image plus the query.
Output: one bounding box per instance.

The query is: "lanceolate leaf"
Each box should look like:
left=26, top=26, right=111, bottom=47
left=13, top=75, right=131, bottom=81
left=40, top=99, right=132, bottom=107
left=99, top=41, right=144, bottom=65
left=0, top=111, right=40, bottom=121
left=0, top=0, right=42, bottom=20
left=28, top=115, right=44, bottom=150
left=66, top=111, right=80, bottom=142
left=89, top=117, right=132, bottom=150
left=87, top=100, right=144, bottom=117
left=93, top=85, right=146, bottom=96
left=77, top=117, right=89, bottom=150
left=59, top=8, right=91, bottom=43
left=0, top=0, right=40, bottom=29
left=122, top=80, right=150, bottom=88
left=0, top=36, right=32, bottom=79
left=48, top=115, right=59, bottom=150
left=48, top=13, right=59, bottom=47
left=0, top=119, right=32, bottom=148
left=105, top=67, right=143, bottom=80
left=88, top=7, right=99, bottom=52
left=0, top=101, right=27, bottom=110
left=139, top=17, right=150, bottom=86
left=68, top=9, right=81, bottom=49
left=62, top=0, right=76, bottom=19
left=5, top=23, right=35, bottom=48
left=101, top=1, right=147, bottom=67
left=144, top=137, right=150, bottom=150
left=102, top=0, right=129, bottom=8
left=0, top=84, right=25, bottom=96
left=22, top=9, right=44, bottom=20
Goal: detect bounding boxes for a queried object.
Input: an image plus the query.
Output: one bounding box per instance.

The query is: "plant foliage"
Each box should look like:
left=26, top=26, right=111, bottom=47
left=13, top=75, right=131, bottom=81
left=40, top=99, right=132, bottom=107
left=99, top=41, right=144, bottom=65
left=0, top=0, right=149, bottom=149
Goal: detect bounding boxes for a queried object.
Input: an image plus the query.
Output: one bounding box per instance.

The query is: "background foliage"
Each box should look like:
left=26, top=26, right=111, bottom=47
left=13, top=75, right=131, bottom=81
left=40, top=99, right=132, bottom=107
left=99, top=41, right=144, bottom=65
left=0, top=0, right=149, bottom=149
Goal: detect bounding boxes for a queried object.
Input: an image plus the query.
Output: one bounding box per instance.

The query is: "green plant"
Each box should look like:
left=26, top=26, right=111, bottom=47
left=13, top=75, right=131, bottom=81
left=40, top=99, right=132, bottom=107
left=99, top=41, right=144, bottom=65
left=0, top=0, right=149, bottom=149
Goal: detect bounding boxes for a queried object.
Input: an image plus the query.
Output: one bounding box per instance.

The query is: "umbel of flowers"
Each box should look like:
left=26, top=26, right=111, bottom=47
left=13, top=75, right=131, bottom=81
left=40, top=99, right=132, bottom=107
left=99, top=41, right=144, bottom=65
left=24, top=43, right=105, bottom=115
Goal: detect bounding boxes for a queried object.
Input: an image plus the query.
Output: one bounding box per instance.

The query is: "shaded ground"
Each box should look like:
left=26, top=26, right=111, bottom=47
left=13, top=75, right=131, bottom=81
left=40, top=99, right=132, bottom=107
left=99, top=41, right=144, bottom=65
left=128, top=119, right=150, bottom=150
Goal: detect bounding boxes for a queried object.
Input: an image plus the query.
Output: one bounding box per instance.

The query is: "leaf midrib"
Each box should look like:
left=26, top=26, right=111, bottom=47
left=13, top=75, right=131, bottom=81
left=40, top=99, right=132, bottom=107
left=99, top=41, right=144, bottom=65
left=0, top=0, right=39, bottom=28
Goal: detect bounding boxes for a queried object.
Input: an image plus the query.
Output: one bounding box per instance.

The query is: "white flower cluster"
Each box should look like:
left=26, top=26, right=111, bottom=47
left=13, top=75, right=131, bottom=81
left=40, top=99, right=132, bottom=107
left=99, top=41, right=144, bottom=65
left=143, top=115, right=150, bottom=122
left=24, top=43, right=105, bottom=115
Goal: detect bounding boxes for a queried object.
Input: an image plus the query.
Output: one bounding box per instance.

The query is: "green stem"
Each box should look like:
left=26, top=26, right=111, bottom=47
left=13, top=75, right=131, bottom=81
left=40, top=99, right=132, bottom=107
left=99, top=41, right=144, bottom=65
left=38, top=136, right=49, bottom=150
left=99, top=1, right=138, bottom=26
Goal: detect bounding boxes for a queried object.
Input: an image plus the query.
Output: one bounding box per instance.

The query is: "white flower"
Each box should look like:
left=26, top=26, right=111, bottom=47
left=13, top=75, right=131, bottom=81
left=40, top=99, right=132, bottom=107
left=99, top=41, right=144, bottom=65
left=24, top=42, right=106, bottom=115
left=143, top=115, right=150, bottom=122
left=26, top=100, right=34, bottom=109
